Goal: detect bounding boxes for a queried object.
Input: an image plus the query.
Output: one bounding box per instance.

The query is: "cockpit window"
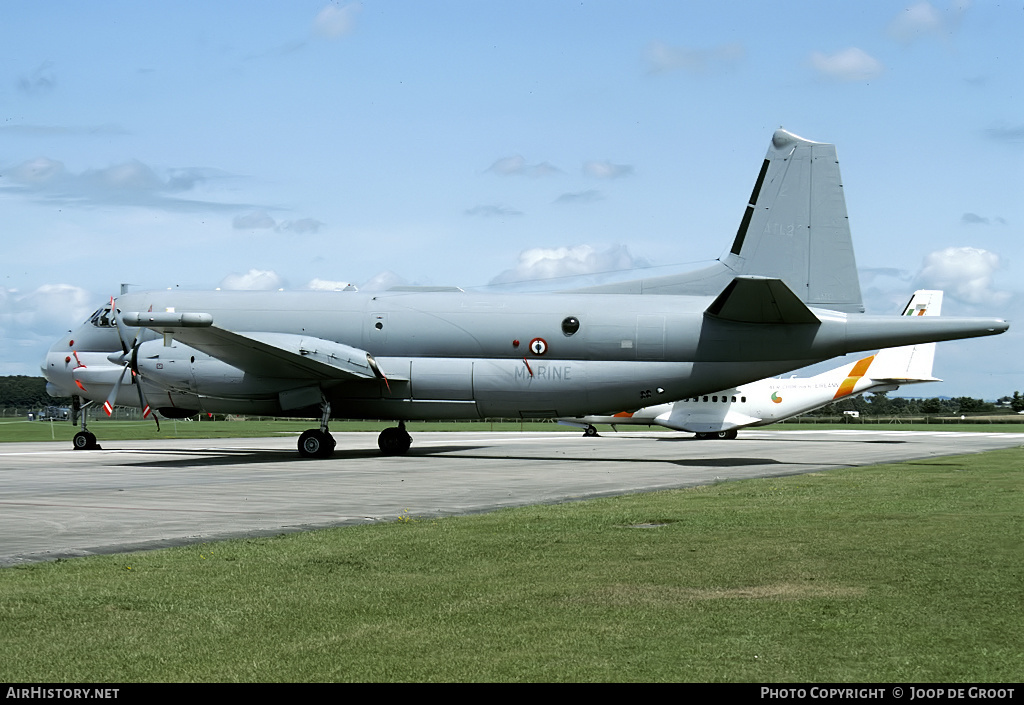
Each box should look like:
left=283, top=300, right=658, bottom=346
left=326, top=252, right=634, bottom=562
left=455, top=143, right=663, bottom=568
left=87, top=306, right=115, bottom=328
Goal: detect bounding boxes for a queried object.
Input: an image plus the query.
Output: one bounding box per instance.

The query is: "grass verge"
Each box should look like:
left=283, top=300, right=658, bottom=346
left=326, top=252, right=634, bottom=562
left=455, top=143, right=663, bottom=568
left=1, top=447, right=1021, bottom=682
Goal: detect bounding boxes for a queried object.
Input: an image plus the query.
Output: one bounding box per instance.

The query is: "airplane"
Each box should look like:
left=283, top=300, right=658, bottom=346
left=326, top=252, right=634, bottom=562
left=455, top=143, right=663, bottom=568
left=41, top=129, right=1009, bottom=458
left=560, top=289, right=944, bottom=439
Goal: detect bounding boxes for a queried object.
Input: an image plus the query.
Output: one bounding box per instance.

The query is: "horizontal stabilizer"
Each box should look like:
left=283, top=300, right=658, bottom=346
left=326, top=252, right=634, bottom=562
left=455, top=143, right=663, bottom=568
left=705, top=277, right=820, bottom=324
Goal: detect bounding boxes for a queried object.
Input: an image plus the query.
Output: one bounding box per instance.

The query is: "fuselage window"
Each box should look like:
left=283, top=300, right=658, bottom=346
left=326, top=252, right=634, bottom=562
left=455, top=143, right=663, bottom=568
left=702, top=396, right=708, bottom=402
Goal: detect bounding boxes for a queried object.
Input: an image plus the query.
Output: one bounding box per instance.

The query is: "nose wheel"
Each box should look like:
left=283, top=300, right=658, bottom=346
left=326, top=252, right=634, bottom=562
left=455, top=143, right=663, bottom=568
left=73, top=431, right=101, bottom=450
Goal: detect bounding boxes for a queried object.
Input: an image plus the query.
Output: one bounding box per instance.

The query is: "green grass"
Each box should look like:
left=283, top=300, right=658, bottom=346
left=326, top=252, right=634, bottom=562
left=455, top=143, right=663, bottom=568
left=1, top=447, right=1021, bottom=682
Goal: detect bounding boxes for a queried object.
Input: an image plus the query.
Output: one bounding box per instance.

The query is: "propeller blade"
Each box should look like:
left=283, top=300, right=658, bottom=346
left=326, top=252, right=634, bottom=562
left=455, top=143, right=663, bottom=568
left=103, top=364, right=130, bottom=416
left=134, top=374, right=160, bottom=431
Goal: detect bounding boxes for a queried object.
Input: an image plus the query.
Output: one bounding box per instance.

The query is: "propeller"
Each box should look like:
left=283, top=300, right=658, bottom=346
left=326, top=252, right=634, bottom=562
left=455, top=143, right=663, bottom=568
left=105, top=297, right=161, bottom=431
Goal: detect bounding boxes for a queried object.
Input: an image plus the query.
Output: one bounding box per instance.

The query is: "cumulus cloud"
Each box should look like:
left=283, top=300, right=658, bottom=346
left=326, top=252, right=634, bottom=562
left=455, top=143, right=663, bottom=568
left=584, top=161, right=633, bottom=179
left=313, top=3, right=361, bottom=39
left=305, top=278, right=356, bottom=291
left=645, top=41, right=744, bottom=75
left=489, top=244, right=647, bottom=285
left=0, top=284, right=94, bottom=336
left=219, top=269, right=285, bottom=290
left=464, top=205, right=523, bottom=218
left=2, top=156, right=243, bottom=212
left=887, top=1, right=968, bottom=45
left=0, top=283, right=96, bottom=376
left=486, top=156, right=561, bottom=178
left=915, top=246, right=1010, bottom=305
left=809, top=48, right=884, bottom=82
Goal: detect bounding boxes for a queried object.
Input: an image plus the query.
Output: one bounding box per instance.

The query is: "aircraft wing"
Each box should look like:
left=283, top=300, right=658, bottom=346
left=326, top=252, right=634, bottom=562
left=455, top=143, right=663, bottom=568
left=122, top=312, right=387, bottom=381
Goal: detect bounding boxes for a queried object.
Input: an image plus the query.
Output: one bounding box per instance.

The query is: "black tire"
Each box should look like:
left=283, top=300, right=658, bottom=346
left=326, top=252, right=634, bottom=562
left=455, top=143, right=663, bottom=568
left=694, top=432, right=709, bottom=440
left=73, top=431, right=97, bottom=450
left=584, top=425, right=599, bottom=437
left=298, top=429, right=334, bottom=458
left=378, top=427, right=412, bottom=456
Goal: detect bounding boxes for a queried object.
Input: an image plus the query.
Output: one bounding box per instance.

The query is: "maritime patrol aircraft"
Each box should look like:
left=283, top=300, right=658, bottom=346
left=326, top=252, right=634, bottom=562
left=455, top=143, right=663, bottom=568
left=561, top=290, right=944, bottom=439
left=42, top=130, right=1009, bottom=457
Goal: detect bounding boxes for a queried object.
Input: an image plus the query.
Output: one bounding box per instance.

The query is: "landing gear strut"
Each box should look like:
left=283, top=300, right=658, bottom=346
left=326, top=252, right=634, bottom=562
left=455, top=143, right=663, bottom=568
left=298, top=395, right=336, bottom=459
left=72, top=396, right=101, bottom=450
left=378, top=421, right=412, bottom=456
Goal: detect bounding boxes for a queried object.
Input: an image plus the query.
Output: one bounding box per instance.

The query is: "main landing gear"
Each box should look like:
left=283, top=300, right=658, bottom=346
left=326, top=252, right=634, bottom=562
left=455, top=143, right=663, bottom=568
left=582, top=424, right=600, bottom=437
left=298, top=396, right=337, bottom=458
left=296, top=396, right=412, bottom=458
left=694, top=430, right=738, bottom=440
left=378, top=421, right=412, bottom=456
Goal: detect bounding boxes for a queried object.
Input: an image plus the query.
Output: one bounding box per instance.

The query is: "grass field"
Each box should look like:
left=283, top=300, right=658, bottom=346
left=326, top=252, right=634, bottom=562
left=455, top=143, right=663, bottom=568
left=1, top=445, right=1020, bottom=682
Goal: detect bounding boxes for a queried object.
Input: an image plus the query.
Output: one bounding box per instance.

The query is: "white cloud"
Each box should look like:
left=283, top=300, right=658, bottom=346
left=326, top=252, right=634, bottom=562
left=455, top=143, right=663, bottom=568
left=809, top=48, right=884, bottom=82
left=887, top=1, right=968, bottom=45
left=915, top=247, right=1010, bottom=305
left=489, top=245, right=646, bottom=285
left=0, top=284, right=96, bottom=376
left=584, top=161, right=633, bottom=179
left=306, top=278, right=355, bottom=291
left=2, top=156, right=241, bottom=212
left=0, top=284, right=94, bottom=336
left=313, top=3, right=361, bottom=39
left=220, top=269, right=284, bottom=290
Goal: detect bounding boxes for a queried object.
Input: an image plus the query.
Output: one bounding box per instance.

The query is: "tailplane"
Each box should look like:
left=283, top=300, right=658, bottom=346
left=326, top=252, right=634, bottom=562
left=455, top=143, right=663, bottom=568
left=571, top=129, right=864, bottom=313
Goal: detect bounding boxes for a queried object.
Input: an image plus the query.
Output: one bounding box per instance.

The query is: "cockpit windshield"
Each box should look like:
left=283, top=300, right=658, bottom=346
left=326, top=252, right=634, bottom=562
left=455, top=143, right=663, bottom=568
left=86, top=306, right=115, bottom=328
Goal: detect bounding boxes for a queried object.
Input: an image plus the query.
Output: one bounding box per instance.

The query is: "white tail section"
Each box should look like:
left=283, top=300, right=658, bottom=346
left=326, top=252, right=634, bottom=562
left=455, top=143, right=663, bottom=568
left=869, top=290, right=942, bottom=382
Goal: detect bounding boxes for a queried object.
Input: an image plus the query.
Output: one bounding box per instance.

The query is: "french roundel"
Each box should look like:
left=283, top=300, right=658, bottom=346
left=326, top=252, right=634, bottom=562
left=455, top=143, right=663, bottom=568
left=529, top=337, right=548, bottom=355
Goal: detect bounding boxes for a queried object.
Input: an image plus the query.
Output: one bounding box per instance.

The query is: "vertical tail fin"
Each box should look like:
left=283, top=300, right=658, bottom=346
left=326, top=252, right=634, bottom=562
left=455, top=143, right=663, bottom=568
left=868, top=290, right=942, bottom=381
left=570, top=129, right=864, bottom=313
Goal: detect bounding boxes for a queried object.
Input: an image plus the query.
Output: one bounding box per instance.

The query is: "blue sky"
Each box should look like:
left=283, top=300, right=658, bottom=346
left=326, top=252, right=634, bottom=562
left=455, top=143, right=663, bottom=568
left=2, top=1, right=1021, bottom=400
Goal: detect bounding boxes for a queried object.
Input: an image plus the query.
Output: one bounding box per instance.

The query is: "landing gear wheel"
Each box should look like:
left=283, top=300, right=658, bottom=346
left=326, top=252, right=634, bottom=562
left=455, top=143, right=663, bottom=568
left=73, top=431, right=99, bottom=450
left=298, top=429, right=336, bottom=458
left=583, top=425, right=599, bottom=437
left=714, top=430, right=738, bottom=440
left=694, top=432, right=709, bottom=440
left=378, top=426, right=412, bottom=456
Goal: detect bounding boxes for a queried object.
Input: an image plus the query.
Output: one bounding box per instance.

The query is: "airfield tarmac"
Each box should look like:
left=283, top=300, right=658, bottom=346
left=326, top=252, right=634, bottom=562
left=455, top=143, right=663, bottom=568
left=2, top=428, right=1022, bottom=566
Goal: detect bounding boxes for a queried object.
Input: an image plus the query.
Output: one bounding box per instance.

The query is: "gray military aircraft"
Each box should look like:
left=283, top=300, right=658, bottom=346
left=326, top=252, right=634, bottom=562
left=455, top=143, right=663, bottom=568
left=42, top=130, right=1009, bottom=457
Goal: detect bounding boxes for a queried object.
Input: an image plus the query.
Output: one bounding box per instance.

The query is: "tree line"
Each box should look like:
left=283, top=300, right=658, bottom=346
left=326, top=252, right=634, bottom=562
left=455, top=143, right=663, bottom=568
left=1, top=375, right=1022, bottom=415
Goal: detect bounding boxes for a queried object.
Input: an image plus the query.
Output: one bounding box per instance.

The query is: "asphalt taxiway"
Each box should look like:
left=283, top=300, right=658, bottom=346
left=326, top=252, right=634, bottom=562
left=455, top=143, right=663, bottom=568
left=2, top=429, right=1021, bottom=566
